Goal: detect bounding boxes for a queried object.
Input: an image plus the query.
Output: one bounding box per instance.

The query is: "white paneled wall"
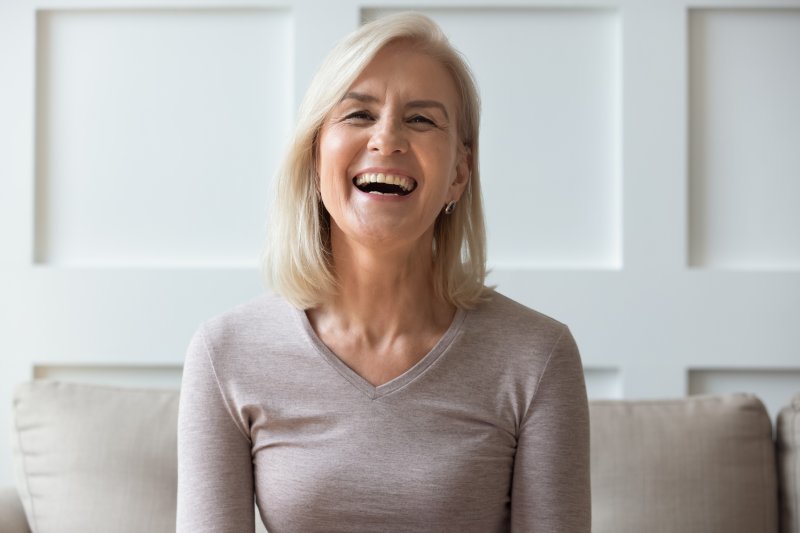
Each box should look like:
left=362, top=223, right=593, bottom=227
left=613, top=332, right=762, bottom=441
left=35, top=9, right=293, bottom=267
left=688, top=9, right=800, bottom=269
left=1, top=0, right=799, bottom=490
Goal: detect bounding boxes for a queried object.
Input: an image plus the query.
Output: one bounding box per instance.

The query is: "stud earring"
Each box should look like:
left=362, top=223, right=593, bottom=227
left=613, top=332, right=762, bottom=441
left=444, top=201, right=457, bottom=215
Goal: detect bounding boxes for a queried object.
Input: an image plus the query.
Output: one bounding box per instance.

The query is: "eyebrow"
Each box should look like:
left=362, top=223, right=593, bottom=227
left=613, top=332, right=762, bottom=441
left=341, top=92, right=379, bottom=104
left=407, top=100, right=450, bottom=120
left=340, top=92, right=450, bottom=120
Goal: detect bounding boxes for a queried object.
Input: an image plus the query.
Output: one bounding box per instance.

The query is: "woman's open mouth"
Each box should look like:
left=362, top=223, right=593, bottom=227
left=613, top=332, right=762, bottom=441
left=353, top=173, right=417, bottom=196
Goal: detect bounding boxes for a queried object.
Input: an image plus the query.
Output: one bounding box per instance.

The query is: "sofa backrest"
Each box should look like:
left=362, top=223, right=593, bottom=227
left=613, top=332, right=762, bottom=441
left=590, top=393, right=778, bottom=533
left=12, top=381, right=180, bottom=533
left=10, top=380, right=800, bottom=533
left=778, top=394, right=800, bottom=533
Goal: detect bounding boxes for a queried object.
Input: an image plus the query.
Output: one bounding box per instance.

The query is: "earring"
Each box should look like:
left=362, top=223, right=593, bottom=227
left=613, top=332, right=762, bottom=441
left=444, top=201, right=457, bottom=215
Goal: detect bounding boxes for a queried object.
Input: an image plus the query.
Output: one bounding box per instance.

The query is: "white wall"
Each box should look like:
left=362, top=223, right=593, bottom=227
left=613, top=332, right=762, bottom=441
left=1, top=0, right=799, bottom=488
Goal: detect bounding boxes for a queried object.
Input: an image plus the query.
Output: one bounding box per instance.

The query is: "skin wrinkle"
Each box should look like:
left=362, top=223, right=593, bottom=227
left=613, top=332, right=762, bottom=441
left=340, top=91, right=451, bottom=122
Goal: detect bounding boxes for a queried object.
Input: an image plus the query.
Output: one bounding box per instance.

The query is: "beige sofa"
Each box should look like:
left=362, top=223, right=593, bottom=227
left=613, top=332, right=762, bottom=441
left=2, top=381, right=799, bottom=533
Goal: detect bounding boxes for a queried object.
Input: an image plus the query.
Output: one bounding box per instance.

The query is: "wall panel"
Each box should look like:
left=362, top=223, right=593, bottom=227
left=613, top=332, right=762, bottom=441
left=688, top=9, right=800, bottom=269
left=34, top=8, right=293, bottom=267
left=689, top=368, right=800, bottom=421
left=585, top=367, right=623, bottom=400
left=33, top=363, right=183, bottom=389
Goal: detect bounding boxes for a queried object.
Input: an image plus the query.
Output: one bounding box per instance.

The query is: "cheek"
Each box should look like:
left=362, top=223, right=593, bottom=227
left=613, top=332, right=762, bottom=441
left=318, top=132, right=350, bottom=200
left=319, top=173, right=348, bottom=208
left=319, top=129, right=355, bottom=173
left=425, top=145, right=459, bottom=192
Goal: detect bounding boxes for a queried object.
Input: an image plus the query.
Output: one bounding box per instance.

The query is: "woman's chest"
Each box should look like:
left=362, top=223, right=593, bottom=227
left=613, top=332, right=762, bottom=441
left=250, top=400, right=516, bottom=532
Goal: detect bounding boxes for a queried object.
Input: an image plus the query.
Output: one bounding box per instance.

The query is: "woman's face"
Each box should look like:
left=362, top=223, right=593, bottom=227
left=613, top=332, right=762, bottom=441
left=316, top=42, right=469, bottom=256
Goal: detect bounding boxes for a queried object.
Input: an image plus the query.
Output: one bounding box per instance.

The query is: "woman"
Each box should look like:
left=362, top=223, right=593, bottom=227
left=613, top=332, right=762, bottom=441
left=177, top=12, right=590, bottom=533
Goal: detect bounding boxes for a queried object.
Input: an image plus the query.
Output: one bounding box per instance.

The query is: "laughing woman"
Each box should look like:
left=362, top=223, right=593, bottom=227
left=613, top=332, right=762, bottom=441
left=177, top=12, right=590, bottom=533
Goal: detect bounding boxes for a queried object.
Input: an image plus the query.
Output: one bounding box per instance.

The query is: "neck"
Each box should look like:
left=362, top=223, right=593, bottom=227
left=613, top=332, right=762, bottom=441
left=309, top=225, right=454, bottom=344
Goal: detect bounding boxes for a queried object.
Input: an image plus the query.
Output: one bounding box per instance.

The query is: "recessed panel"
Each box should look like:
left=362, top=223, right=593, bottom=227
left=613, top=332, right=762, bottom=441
left=584, top=367, right=622, bottom=400
left=34, top=9, right=293, bottom=267
left=34, top=363, right=182, bottom=389
left=363, top=8, right=622, bottom=269
left=688, top=368, right=800, bottom=422
left=689, top=9, right=800, bottom=269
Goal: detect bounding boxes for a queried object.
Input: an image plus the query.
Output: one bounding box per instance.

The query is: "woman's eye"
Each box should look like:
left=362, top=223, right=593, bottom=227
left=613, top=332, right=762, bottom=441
left=409, top=115, right=435, bottom=126
left=344, top=111, right=373, bottom=121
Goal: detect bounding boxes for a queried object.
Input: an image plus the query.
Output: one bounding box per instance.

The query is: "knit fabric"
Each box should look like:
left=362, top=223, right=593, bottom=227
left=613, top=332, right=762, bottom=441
left=177, top=290, right=590, bottom=532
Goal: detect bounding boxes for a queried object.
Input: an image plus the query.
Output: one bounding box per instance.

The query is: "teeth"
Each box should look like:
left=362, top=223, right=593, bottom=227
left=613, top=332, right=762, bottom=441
left=354, top=173, right=415, bottom=192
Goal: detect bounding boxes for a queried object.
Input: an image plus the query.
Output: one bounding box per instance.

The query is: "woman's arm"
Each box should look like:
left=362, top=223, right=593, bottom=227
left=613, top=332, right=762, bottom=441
left=510, top=327, right=591, bottom=532
left=177, top=328, right=255, bottom=533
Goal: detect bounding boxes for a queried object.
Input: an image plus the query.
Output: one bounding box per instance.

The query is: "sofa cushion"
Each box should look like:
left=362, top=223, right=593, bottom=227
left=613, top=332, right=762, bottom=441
left=778, top=393, right=800, bottom=533
left=11, top=381, right=180, bottom=533
left=590, top=393, right=778, bottom=533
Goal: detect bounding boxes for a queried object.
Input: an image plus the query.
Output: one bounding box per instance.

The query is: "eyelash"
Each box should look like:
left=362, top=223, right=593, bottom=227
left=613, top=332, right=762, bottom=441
left=343, top=111, right=436, bottom=127
left=344, top=111, right=373, bottom=121
left=409, top=115, right=436, bottom=125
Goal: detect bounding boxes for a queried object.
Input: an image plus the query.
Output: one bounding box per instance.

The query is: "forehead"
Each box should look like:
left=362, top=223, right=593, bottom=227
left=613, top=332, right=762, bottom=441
left=345, top=43, right=460, bottom=111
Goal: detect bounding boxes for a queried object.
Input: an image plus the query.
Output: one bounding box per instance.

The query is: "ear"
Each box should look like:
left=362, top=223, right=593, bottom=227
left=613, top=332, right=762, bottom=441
left=450, top=142, right=471, bottom=201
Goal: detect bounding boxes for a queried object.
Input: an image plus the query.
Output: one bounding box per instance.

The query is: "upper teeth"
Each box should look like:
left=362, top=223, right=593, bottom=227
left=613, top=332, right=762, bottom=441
left=354, top=173, right=415, bottom=192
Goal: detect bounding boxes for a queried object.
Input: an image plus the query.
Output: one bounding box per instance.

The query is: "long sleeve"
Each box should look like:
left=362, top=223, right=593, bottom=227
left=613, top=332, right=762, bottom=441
left=176, top=327, right=255, bottom=533
left=510, top=326, right=591, bottom=532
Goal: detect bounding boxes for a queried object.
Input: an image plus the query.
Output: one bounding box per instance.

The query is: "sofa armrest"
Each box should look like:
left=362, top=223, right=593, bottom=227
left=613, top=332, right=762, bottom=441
left=0, top=486, right=30, bottom=533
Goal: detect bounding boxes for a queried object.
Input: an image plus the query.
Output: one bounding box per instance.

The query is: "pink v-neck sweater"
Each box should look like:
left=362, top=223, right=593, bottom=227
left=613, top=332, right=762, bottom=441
left=177, top=290, right=590, bottom=532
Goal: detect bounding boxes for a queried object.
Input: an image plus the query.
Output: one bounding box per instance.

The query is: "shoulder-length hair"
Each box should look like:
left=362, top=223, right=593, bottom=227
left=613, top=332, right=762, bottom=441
left=261, top=12, right=488, bottom=310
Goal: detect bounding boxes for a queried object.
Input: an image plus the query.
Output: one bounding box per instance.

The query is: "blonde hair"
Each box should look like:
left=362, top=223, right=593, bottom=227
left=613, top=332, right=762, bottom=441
left=261, top=12, right=489, bottom=309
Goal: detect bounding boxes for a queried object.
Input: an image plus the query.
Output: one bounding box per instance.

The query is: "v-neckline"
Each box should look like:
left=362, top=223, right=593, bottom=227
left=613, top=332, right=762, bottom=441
left=294, top=305, right=467, bottom=400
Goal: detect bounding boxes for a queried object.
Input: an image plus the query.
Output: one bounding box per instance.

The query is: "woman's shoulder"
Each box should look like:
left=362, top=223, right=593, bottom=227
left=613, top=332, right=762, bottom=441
left=465, top=289, right=577, bottom=366
left=469, top=289, right=581, bottom=383
left=474, top=289, right=568, bottom=337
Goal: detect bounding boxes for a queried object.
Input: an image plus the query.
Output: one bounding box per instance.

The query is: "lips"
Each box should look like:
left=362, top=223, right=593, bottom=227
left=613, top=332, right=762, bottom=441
left=353, top=172, right=417, bottom=196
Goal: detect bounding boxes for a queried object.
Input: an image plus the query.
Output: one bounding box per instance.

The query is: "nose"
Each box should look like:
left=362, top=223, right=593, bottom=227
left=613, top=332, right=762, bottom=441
left=367, top=117, right=408, bottom=155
